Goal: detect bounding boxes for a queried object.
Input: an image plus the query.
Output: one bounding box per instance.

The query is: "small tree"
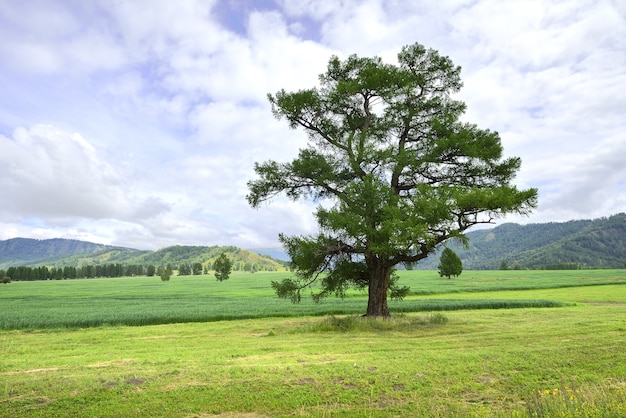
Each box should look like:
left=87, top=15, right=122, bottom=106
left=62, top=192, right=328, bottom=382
left=159, top=266, right=172, bottom=281
left=146, top=264, right=156, bottom=277
left=438, top=247, right=463, bottom=279
left=214, top=253, right=232, bottom=282
left=178, top=263, right=191, bottom=276
left=192, top=262, right=203, bottom=275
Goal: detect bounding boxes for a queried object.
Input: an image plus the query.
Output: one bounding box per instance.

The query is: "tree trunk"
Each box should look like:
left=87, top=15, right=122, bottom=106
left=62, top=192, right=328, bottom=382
left=366, top=258, right=390, bottom=317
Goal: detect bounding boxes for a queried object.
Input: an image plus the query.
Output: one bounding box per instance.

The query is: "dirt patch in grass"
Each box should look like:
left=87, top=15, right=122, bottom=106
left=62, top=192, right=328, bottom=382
left=297, top=377, right=315, bottom=385
left=125, top=377, right=146, bottom=385
left=334, top=377, right=357, bottom=389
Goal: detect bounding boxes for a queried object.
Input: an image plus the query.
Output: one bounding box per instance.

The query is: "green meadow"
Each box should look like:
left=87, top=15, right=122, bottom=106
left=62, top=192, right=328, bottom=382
left=1, top=270, right=626, bottom=416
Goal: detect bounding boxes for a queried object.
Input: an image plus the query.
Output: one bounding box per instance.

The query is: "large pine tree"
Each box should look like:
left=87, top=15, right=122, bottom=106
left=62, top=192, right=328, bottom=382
left=248, top=42, right=537, bottom=317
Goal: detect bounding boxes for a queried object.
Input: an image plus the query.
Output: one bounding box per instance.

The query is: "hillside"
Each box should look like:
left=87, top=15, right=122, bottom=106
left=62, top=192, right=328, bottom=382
left=118, top=245, right=285, bottom=272
left=415, top=213, right=626, bottom=270
left=0, top=238, right=129, bottom=269
left=0, top=239, right=286, bottom=272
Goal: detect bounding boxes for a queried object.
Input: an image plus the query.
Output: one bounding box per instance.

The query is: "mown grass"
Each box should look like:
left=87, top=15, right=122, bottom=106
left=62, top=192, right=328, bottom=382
left=1, top=269, right=625, bottom=416
left=2, top=303, right=625, bottom=417
left=2, top=269, right=624, bottom=330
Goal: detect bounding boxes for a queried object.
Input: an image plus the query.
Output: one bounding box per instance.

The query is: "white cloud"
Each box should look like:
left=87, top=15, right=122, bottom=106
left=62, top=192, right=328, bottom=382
left=0, top=125, right=169, bottom=221
left=0, top=0, right=624, bottom=250
left=539, top=134, right=626, bottom=213
left=0, top=1, right=129, bottom=75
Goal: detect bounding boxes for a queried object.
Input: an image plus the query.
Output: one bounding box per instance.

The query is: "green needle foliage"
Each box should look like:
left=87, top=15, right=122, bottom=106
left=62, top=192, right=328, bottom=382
left=248, top=42, right=537, bottom=317
left=438, top=247, right=463, bottom=279
left=159, top=266, right=172, bottom=281
left=214, top=253, right=232, bottom=282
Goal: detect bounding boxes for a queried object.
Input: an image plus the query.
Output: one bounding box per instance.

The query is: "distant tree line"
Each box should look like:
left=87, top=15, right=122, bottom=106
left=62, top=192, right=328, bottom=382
left=0, top=259, right=281, bottom=282
left=0, top=264, right=146, bottom=281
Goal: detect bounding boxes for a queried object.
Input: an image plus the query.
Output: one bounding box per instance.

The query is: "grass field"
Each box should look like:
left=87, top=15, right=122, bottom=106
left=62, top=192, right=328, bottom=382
left=1, top=269, right=625, bottom=416
left=2, top=269, right=625, bottom=330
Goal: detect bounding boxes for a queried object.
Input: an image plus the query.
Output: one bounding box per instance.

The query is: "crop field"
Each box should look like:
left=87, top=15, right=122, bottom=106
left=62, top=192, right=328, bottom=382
left=1, top=269, right=626, bottom=417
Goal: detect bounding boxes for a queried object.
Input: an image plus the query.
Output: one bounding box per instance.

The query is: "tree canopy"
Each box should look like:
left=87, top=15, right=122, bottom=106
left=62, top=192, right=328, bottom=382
left=247, top=42, right=537, bottom=317
left=438, top=247, right=463, bottom=279
left=214, top=253, right=232, bottom=282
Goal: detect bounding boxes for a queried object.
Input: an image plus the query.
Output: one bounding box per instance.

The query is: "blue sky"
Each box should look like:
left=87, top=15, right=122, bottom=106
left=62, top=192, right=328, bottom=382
left=1, top=0, right=625, bottom=250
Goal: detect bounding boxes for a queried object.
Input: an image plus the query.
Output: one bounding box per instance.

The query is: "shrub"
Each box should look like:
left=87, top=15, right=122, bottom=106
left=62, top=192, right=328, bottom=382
left=428, top=313, right=449, bottom=324
left=159, top=268, right=172, bottom=281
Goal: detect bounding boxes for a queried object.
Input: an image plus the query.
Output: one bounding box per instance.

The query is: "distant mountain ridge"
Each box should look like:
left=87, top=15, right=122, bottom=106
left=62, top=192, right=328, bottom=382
left=0, top=238, right=127, bottom=268
left=0, top=239, right=285, bottom=272
left=1, top=213, right=624, bottom=270
left=415, top=213, right=626, bottom=269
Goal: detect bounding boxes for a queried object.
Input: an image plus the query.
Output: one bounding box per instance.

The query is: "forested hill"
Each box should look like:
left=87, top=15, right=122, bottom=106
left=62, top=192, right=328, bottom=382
left=0, top=239, right=285, bottom=272
left=0, top=238, right=127, bottom=268
left=416, top=213, right=626, bottom=270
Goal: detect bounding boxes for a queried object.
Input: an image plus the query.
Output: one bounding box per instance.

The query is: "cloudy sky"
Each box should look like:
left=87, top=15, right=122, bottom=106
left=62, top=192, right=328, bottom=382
left=1, top=0, right=624, bottom=251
